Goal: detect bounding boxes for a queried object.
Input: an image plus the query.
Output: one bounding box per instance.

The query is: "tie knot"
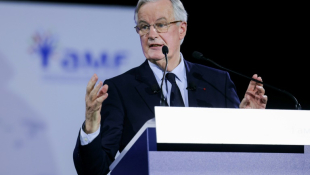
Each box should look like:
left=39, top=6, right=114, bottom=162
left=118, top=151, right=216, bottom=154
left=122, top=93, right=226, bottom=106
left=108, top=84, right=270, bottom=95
left=166, top=73, right=176, bottom=84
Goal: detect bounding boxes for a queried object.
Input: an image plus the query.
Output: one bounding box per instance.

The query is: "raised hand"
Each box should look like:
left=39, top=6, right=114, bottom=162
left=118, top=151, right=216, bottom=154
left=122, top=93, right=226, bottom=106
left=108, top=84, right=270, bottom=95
left=239, top=74, right=268, bottom=109
left=84, top=74, right=108, bottom=134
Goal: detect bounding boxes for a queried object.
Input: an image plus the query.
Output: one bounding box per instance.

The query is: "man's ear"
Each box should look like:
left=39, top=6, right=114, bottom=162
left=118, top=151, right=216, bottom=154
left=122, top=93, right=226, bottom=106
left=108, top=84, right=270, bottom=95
left=179, top=21, right=187, bottom=40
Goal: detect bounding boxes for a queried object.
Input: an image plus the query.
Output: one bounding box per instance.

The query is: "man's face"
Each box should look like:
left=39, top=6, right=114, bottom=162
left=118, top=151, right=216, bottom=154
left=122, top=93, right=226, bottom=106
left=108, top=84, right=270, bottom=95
left=137, top=0, right=186, bottom=62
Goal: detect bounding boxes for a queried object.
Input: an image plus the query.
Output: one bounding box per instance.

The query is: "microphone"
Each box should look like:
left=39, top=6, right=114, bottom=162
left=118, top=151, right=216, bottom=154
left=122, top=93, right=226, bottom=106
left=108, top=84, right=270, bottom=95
left=192, top=51, right=302, bottom=110
left=160, top=46, right=169, bottom=106
left=162, top=45, right=169, bottom=55
left=151, top=84, right=160, bottom=94
left=186, top=82, right=196, bottom=91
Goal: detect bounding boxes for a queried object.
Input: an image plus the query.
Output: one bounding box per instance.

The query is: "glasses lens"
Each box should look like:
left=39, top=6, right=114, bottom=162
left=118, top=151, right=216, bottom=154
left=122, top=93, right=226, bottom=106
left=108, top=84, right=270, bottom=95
left=137, top=24, right=149, bottom=35
left=155, top=22, right=168, bottom=33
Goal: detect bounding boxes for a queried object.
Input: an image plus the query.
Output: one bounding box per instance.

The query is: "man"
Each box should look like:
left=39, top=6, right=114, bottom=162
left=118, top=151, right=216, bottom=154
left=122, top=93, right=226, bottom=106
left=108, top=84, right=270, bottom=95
left=73, top=0, right=268, bottom=174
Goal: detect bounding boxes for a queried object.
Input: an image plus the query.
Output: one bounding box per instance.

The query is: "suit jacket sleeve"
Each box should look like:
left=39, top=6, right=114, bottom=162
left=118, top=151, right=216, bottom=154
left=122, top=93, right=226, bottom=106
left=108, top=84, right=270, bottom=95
left=224, top=72, right=240, bottom=108
left=73, top=79, right=124, bottom=175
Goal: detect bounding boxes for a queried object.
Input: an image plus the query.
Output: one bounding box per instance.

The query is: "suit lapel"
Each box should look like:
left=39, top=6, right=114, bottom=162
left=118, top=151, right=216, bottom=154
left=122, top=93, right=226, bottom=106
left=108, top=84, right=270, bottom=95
left=135, top=60, right=161, bottom=114
left=185, top=60, right=219, bottom=108
left=185, top=60, right=200, bottom=107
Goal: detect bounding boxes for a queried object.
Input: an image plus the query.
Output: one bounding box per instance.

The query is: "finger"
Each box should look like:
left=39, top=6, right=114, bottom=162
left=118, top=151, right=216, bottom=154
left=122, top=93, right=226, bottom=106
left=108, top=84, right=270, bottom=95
left=97, top=84, right=108, bottom=98
left=252, top=74, right=258, bottom=79
left=245, top=91, right=255, bottom=99
left=96, top=93, right=109, bottom=104
left=256, top=76, right=263, bottom=86
left=89, top=81, right=103, bottom=101
left=88, top=91, right=107, bottom=111
left=255, top=94, right=268, bottom=104
left=257, top=95, right=267, bottom=109
left=260, top=95, right=268, bottom=104
left=246, top=74, right=258, bottom=92
left=101, top=84, right=109, bottom=94
left=239, top=97, right=248, bottom=108
left=239, top=94, right=251, bottom=108
left=86, top=74, right=98, bottom=95
left=255, top=85, right=265, bottom=95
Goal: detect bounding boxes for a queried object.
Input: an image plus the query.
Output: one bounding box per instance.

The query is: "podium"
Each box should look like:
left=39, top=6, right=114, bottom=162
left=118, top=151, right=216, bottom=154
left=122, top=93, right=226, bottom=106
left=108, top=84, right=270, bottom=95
left=109, top=107, right=310, bottom=175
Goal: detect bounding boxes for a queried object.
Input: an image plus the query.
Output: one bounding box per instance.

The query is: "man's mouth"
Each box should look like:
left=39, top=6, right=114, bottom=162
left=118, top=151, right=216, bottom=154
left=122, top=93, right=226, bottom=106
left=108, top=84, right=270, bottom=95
left=149, top=44, right=163, bottom=48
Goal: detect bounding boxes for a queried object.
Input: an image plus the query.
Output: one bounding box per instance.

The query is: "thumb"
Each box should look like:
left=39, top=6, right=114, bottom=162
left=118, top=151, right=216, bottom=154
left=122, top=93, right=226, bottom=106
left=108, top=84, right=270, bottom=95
left=239, top=94, right=250, bottom=108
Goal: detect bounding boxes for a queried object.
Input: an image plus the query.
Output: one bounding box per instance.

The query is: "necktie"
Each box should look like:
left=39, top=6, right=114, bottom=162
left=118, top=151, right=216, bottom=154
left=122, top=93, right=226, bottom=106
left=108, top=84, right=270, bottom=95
left=166, top=73, right=185, bottom=107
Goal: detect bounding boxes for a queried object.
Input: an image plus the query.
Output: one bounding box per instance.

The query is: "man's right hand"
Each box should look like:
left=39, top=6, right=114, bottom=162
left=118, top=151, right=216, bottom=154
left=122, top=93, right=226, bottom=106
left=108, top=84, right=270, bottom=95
left=84, top=74, right=108, bottom=134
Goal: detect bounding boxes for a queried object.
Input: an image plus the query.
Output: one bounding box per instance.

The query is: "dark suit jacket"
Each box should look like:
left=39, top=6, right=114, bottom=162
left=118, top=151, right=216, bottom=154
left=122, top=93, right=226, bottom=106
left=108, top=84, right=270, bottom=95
left=73, top=59, right=240, bottom=175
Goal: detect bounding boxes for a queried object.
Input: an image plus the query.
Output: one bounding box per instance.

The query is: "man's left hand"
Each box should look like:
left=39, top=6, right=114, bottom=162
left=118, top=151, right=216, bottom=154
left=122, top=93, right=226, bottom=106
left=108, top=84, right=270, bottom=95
left=239, top=74, right=268, bottom=109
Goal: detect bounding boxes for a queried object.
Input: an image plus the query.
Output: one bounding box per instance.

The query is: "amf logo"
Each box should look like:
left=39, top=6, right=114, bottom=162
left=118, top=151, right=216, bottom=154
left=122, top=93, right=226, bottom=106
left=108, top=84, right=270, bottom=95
left=29, top=31, right=130, bottom=80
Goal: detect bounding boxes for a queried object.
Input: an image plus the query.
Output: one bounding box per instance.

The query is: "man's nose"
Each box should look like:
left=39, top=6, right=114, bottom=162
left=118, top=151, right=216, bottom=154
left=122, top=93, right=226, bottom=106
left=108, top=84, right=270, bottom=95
left=148, top=25, right=159, bottom=39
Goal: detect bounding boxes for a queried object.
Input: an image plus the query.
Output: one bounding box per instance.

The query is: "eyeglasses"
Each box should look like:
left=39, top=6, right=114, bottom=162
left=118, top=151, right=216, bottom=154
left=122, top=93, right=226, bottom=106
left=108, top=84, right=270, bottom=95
left=134, top=20, right=182, bottom=36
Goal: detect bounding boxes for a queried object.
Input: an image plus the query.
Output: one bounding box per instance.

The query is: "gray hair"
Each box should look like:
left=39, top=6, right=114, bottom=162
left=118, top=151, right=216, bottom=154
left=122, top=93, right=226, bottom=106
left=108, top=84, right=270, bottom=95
left=134, top=0, right=188, bottom=44
left=134, top=0, right=188, bottom=24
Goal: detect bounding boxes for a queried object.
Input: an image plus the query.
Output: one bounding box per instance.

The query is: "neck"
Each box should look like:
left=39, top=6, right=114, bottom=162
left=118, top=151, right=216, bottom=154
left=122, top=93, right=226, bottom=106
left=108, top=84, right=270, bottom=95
left=151, top=52, right=181, bottom=72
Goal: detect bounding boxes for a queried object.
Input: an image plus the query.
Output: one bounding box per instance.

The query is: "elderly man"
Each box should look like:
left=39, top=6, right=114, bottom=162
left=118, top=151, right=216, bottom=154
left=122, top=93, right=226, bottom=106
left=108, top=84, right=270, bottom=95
left=73, top=0, right=267, bottom=174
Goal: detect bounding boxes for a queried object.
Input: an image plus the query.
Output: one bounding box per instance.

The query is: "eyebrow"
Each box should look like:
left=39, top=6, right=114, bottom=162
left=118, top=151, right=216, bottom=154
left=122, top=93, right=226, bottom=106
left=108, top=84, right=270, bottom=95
left=156, top=17, right=167, bottom=21
left=138, top=17, right=168, bottom=24
left=138, top=20, right=148, bottom=24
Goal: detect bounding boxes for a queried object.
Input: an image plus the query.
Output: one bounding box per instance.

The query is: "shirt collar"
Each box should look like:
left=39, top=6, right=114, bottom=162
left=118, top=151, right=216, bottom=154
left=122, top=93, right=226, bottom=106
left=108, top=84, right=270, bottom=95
left=148, top=53, right=186, bottom=83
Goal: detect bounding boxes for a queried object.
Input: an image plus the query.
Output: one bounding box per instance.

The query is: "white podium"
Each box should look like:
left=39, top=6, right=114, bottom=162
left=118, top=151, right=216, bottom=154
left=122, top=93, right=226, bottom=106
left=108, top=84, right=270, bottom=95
left=109, top=107, right=310, bottom=175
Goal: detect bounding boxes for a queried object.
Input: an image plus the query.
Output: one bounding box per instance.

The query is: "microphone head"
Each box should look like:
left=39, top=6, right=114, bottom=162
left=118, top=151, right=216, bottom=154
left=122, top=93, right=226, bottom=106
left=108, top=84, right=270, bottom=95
left=192, top=51, right=203, bottom=60
left=162, top=45, right=169, bottom=55
left=186, top=82, right=196, bottom=91
left=151, top=84, right=160, bottom=94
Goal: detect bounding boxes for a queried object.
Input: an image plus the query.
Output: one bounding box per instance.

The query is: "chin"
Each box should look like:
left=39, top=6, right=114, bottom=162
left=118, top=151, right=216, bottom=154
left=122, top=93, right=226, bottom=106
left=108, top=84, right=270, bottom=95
left=145, top=52, right=165, bottom=61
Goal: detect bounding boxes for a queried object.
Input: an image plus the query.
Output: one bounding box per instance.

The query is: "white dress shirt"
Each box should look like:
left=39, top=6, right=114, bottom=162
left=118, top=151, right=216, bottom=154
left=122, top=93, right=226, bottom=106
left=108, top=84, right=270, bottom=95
left=147, top=53, right=188, bottom=107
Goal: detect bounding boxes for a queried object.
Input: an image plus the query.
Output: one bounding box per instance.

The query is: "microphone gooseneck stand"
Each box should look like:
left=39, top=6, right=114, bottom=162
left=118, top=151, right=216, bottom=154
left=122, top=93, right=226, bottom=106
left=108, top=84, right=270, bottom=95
left=160, top=46, right=169, bottom=106
left=192, top=51, right=301, bottom=110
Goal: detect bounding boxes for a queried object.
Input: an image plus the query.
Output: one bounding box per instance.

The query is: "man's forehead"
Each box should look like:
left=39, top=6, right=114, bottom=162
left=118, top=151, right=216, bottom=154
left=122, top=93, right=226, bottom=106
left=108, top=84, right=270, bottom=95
left=139, top=17, right=169, bottom=24
left=137, top=0, right=174, bottom=23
